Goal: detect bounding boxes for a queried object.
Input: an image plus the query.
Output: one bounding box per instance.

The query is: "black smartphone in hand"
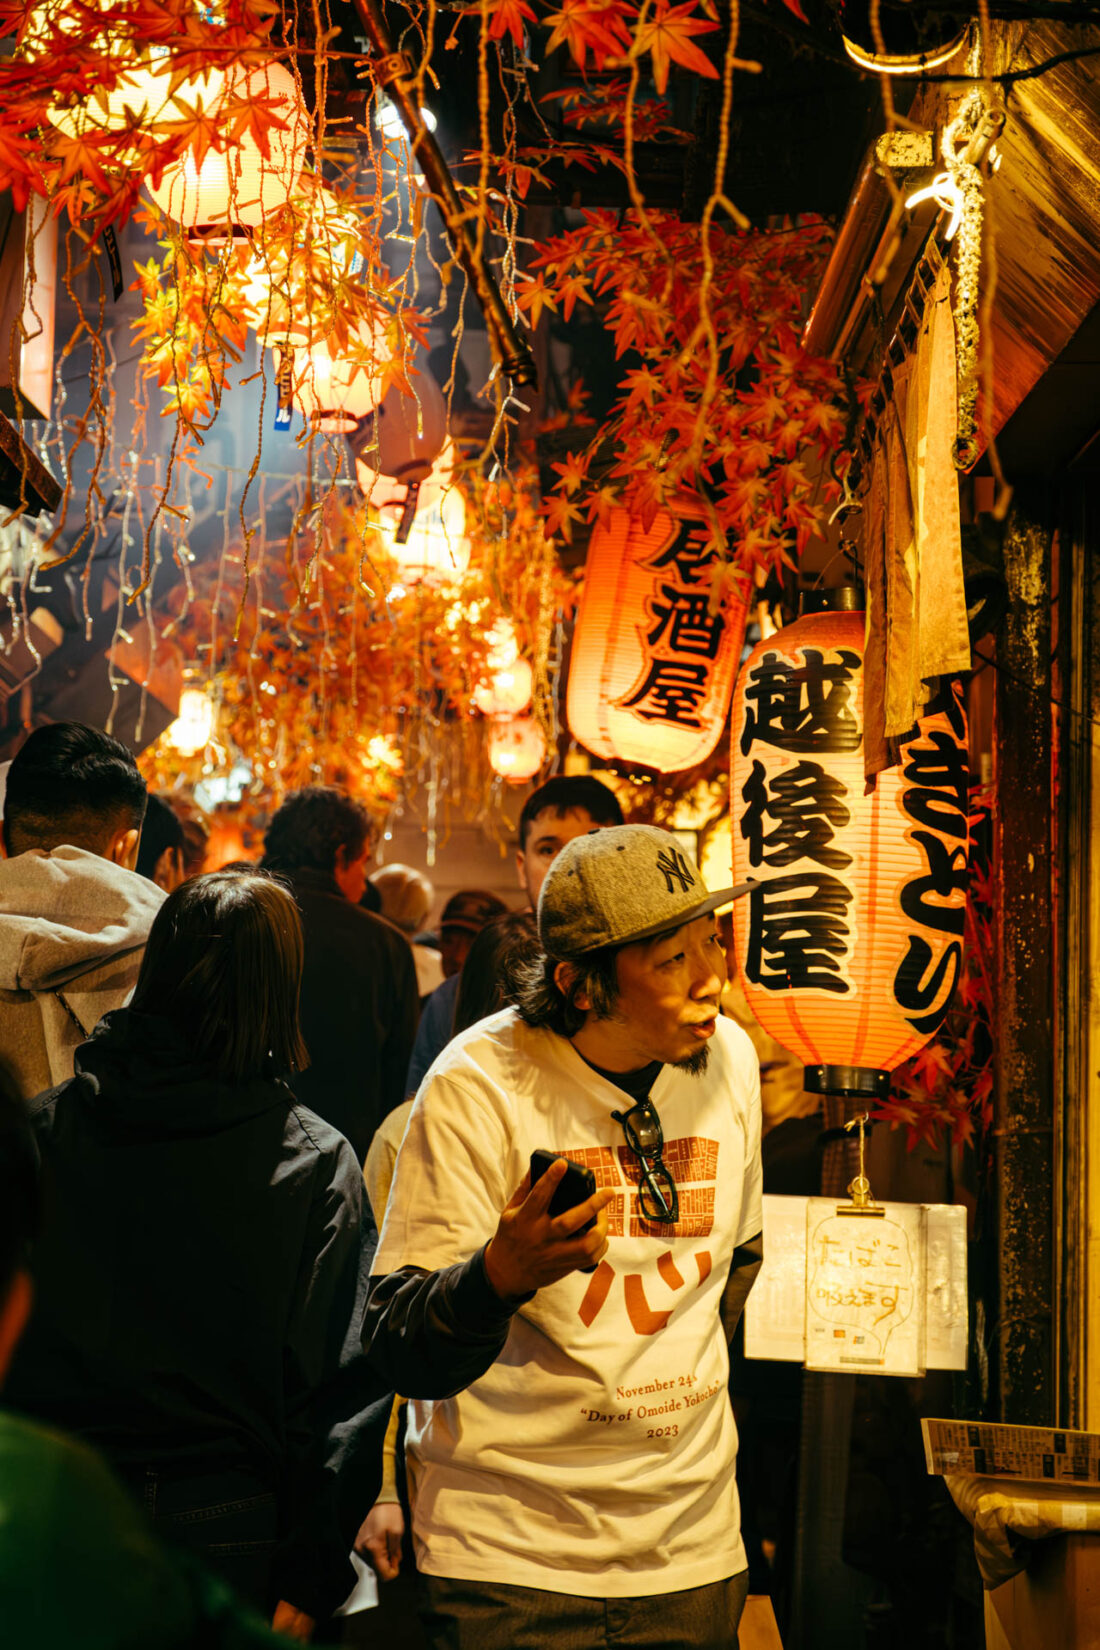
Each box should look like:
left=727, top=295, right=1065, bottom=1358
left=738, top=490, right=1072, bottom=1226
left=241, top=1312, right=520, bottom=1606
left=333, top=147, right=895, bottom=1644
left=530, top=1149, right=598, bottom=1236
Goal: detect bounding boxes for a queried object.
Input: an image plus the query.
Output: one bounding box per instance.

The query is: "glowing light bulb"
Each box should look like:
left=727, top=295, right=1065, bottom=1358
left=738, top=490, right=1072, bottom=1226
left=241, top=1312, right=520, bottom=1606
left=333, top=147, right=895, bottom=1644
left=904, top=171, right=964, bottom=241
left=376, top=95, right=437, bottom=139
left=166, top=688, right=215, bottom=756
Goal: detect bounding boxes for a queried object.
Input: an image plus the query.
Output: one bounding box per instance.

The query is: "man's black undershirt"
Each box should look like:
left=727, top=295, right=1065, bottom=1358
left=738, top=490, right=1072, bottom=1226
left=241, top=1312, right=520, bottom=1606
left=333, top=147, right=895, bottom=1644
left=575, top=1052, right=663, bottom=1105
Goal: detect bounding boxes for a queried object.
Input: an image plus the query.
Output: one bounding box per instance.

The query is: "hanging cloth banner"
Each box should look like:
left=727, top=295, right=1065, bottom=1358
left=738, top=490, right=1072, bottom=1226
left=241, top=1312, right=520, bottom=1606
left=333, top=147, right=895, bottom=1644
left=567, top=508, right=749, bottom=773
left=863, top=262, right=971, bottom=778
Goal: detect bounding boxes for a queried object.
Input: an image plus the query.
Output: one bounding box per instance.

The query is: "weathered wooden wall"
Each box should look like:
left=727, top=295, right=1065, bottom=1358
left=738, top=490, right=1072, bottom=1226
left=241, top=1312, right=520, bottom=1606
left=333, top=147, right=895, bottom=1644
left=985, top=23, right=1100, bottom=444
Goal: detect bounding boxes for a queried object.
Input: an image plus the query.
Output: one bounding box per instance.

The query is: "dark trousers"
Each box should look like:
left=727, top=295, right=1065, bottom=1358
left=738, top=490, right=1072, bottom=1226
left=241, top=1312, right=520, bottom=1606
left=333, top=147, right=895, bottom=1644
left=419, top=1571, right=751, bottom=1650
left=126, top=1467, right=279, bottom=1611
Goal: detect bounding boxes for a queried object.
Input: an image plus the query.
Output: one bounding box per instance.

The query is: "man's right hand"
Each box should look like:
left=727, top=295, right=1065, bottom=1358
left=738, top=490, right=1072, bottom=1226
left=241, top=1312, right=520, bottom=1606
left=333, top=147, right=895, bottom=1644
left=483, top=1159, right=614, bottom=1300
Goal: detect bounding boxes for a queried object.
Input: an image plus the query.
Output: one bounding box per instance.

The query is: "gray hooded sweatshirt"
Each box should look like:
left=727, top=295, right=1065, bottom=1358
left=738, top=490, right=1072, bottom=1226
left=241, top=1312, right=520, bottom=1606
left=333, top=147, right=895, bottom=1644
left=0, top=846, right=165, bottom=1098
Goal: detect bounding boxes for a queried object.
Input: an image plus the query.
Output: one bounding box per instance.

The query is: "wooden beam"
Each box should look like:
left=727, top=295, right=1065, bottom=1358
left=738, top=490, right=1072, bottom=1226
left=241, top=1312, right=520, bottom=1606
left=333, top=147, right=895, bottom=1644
left=993, top=487, right=1056, bottom=1424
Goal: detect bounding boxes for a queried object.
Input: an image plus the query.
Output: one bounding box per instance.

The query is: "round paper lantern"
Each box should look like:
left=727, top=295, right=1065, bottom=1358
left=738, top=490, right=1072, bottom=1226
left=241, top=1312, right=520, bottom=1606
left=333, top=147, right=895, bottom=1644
left=488, top=716, right=547, bottom=782
left=277, top=319, right=389, bottom=433
left=474, top=657, right=533, bottom=717
left=350, top=367, right=446, bottom=485
left=567, top=507, right=750, bottom=773
left=47, top=57, right=207, bottom=141
left=357, top=435, right=456, bottom=514
left=145, top=62, right=308, bottom=232
left=730, top=593, right=970, bottom=1099
left=484, top=619, right=520, bottom=671
left=26, top=9, right=200, bottom=142
left=379, top=481, right=470, bottom=586
left=239, top=183, right=370, bottom=341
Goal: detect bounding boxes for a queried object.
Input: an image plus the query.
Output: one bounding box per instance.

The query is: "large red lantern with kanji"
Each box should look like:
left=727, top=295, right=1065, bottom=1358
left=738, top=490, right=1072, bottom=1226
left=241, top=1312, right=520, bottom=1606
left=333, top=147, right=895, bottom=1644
left=730, top=593, right=969, bottom=1098
left=567, top=509, right=750, bottom=773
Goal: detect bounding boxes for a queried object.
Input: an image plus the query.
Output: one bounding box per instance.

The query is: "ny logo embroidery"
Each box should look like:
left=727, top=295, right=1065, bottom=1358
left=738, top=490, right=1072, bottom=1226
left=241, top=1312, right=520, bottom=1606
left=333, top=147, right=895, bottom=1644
left=656, top=847, right=695, bottom=894
left=579, top=1249, right=713, bottom=1336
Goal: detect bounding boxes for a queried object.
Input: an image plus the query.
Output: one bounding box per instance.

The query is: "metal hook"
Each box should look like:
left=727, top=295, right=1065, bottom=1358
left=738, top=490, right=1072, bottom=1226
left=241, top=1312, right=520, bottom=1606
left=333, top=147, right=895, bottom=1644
left=842, top=1112, right=879, bottom=1212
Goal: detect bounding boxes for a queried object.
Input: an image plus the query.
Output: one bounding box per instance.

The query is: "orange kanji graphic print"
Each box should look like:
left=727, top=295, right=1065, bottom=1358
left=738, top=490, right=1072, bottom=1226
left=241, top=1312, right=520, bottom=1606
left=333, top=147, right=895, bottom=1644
left=575, top=1136, right=720, bottom=1334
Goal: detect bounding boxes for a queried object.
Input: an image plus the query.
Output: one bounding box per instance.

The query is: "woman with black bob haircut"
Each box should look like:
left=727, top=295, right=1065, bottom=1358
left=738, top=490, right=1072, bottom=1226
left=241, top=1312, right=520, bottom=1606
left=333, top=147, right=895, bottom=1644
left=6, top=871, right=388, bottom=1632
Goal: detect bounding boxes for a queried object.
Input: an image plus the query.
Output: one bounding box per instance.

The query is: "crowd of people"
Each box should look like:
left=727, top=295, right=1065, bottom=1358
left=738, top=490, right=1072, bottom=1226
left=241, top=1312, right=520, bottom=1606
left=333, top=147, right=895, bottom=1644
left=0, top=722, right=763, bottom=1650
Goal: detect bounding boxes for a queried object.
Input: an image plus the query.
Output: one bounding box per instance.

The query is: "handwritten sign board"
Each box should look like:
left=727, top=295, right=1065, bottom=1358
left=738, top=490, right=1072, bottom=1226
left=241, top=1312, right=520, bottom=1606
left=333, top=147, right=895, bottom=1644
left=804, top=1199, right=922, bottom=1374
left=745, top=1194, right=967, bottom=1377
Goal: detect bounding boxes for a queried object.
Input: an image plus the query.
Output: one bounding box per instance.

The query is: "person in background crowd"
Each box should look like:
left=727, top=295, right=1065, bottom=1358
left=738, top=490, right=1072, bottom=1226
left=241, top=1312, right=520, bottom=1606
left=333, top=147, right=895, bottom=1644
left=370, top=863, right=444, bottom=1000
left=6, top=872, right=388, bottom=1635
left=0, top=1073, right=321, bottom=1648
left=365, top=910, right=541, bottom=1228
left=262, top=786, right=419, bottom=1161
left=365, top=825, right=762, bottom=1650
left=438, top=889, right=508, bottom=980
left=404, top=889, right=509, bottom=1095
left=404, top=775, right=624, bottom=1096
left=0, top=722, right=163, bottom=1098
left=175, top=803, right=210, bottom=877
left=358, top=908, right=541, bottom=1590
left=136, top=793, right=188, bottom=893
left=514, top=771, right=625, bottom=906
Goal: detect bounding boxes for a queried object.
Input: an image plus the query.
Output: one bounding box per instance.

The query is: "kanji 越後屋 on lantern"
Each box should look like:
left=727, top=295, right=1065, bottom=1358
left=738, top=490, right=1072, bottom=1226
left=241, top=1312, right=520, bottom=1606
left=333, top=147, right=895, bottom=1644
left=730, top=596, right=969, bottom=1099
left=567, top=509, right=750, bottom=773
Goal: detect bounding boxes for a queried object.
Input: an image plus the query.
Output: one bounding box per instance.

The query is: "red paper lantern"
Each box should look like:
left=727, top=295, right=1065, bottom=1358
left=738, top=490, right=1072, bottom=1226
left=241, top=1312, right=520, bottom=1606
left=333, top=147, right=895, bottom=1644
left=730, top=595, right=969, bottom=1099
left=567, top=508, right=749, bottom=773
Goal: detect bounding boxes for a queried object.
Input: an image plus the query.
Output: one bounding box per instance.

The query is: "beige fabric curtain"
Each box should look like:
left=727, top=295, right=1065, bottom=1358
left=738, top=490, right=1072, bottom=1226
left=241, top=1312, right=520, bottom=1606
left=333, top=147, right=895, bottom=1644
left=863, top=263, right=971, bottom=779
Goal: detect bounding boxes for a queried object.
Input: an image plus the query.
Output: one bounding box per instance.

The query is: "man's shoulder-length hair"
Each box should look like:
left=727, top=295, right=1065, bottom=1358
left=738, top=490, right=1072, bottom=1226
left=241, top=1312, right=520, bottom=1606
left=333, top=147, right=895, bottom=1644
left=514, top=945, right=621, bottom=1038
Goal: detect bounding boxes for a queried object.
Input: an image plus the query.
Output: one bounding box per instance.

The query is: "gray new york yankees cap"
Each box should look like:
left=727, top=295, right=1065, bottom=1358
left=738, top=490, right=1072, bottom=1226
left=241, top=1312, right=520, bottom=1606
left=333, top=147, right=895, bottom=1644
left=538, top=824, right=754, bottom=961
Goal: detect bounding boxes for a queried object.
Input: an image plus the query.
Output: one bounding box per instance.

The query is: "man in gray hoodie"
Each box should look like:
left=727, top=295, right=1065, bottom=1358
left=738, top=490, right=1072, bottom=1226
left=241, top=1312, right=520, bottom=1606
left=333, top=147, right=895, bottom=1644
left=0, top=723, right=163, bottom=1097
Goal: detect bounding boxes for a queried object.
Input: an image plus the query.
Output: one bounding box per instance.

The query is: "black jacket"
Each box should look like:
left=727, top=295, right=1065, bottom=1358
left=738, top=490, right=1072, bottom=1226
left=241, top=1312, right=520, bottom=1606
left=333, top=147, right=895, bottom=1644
left=7, top=1008, right=390, bottom=1619
left=285, top=869, right=419, bottom=1161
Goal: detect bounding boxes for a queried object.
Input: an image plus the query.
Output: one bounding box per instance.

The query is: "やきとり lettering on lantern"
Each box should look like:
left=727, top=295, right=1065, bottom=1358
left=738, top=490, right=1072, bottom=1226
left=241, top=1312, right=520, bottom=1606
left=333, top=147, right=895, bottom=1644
left=731, top=601, right=969, bottom=1099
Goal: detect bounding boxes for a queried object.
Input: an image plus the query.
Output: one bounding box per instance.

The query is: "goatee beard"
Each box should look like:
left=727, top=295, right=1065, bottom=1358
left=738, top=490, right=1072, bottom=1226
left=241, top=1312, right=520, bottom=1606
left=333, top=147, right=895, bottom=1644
left=672, top=1046, right=709, bottom=1078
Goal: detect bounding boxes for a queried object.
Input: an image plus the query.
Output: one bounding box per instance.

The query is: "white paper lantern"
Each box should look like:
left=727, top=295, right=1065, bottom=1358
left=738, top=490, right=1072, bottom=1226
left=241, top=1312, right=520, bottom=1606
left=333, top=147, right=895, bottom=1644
left=145, top=62, right=308, bottom=232
left=278, top=319, right=389, bottom=433
left=474, top=658, right=533, bottom=717
left=380, top=483, right=470, bottom=585
left=488, top=716, right=547, bottom=782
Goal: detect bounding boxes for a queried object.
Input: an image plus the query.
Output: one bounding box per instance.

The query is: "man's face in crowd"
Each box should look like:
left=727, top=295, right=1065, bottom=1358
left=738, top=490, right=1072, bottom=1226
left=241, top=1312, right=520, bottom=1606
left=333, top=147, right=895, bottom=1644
left=588, top=914, right=727, bottom=1074
left=517, top=806, right=605, bottom=909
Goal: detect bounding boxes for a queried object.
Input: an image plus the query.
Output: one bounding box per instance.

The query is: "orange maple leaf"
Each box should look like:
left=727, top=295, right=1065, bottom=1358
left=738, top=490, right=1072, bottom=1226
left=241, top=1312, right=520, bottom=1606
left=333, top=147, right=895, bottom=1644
left=516, top=271, right=559, bottom=330
left=544, top=0, right=633, bottom=70
left=635, top=1, right=719, bottom=95
left=558, top=270, right=593, bottom=321
left=486, top=0, right=538, bottom=47
left=542, top=493, right=585, bottom=542
left=550, top=451, right=589, bottom=495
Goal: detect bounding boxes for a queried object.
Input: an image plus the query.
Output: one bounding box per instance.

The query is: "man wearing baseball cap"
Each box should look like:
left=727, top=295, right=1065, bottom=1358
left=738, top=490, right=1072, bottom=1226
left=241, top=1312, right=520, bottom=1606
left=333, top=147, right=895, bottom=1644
left=365, top=825, right=763, bottom=1649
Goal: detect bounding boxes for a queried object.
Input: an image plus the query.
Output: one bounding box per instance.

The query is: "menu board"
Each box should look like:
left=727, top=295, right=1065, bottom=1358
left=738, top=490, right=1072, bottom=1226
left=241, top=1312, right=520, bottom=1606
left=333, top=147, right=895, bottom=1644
left=922, top=1418, right=1100, bottom=1485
